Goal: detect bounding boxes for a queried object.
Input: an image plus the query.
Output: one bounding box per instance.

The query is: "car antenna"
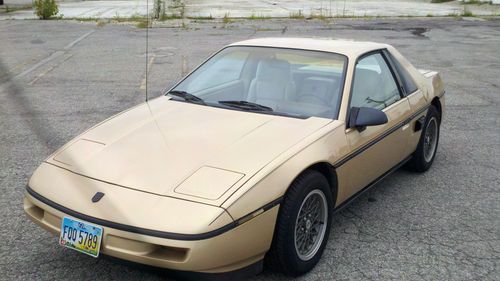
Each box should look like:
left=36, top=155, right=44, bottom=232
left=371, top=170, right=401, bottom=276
left=145, top=0, right=149, bottom=102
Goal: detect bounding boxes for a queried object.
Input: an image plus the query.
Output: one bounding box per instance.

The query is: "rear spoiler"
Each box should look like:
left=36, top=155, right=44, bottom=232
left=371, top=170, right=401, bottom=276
left=418, top=69, right=444, bottom=100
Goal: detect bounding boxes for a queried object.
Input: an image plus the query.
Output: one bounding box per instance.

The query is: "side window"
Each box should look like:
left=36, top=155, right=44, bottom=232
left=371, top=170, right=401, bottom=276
left=350, top=53, right=401, bottom=110
left=186, top=51, right=248, bottom=93
left=387, top=52, right=418, bottom=95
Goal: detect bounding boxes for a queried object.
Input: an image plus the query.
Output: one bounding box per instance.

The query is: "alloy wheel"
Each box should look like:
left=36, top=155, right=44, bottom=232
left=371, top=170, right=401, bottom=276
left=294, top=189, right=328, bottom=261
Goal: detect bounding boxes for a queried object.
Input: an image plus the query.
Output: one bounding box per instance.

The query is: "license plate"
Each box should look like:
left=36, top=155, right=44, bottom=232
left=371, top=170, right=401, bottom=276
left=59, top=217, right=103, bottom=258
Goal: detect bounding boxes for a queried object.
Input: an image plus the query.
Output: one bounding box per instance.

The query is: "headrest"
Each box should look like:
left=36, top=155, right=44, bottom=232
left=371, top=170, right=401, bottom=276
left=255, top=59, right=291, bottom=82
left=299, top=77, right=337, bottom=104
left=351, top=68, right=382, bottom=106
left=355, top=68, right=381, bottom=86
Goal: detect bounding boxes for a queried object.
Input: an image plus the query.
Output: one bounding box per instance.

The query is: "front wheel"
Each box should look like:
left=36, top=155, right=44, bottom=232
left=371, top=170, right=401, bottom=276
left=265, top=170, right=333, bottom=276
left=407, top=105, right=440, bottom=172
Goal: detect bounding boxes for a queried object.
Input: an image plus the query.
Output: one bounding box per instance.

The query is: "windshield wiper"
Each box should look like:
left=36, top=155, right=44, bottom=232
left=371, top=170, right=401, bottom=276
left=167, top=90, right=205, bottom=105
left=218, top=100, right=273, bottom=112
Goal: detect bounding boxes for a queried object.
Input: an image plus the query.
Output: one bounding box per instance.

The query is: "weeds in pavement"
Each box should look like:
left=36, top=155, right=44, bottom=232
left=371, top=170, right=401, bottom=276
left=74, top=17, right=98, bottom=22
left=96, top=20, right=107, bottom=27
left=289, top=10, right=305, bottom=19
left=33, top=0, right=58, bottom=20
left=462, top=7, right=474, bottom=17
left=136, top=20, right=148, bottom=28
left=309, top=10, right=331, bottom=21
left=433, top=0, right=488, bottom=3
left=462, top=0, right=490, bottom=4
left=249, top=13, right=271, bottom=20
left=446, top=6, right=475, bottom=18
left=116, top=14, right=145, bottom=22
left=159, top=13, right=182, bottom=20
left=223, top=12, right=232, bottom=24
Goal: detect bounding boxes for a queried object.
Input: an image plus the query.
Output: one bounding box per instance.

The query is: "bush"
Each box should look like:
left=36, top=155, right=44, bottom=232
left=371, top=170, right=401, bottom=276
left=33, top=0, right=59, bottom=20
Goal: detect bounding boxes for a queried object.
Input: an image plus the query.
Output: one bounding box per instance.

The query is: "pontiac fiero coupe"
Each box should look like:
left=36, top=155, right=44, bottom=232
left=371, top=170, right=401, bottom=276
left=24, top=38, right=445, bottom=280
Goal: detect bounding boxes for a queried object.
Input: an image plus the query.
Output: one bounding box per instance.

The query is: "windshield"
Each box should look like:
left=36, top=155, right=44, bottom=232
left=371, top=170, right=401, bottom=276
left=169, top=46, right=347, bottom=119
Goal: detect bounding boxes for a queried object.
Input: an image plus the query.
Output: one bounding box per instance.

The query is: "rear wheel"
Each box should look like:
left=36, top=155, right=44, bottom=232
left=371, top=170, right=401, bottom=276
left=406, top=105, right=440, bottom=172
left=265, top=170, right=333, bottom=276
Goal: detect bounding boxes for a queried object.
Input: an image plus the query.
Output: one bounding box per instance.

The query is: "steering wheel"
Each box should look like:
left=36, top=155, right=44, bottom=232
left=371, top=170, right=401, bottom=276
left=297, top=94, right=330, bottom=106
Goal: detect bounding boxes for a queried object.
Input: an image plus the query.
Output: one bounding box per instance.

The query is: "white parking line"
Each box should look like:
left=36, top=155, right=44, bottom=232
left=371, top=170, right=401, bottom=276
left=28, top=54, right=74, bottom=85
left=63, top=30, right=95, bottom=50
left=140, top=54, right=155, bottom=90
left=14, top=30, right=95, bottom=79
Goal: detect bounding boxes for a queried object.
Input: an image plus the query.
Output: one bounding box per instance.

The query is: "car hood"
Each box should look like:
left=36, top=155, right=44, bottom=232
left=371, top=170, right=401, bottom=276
left=46, top=96, right=332, bottom=206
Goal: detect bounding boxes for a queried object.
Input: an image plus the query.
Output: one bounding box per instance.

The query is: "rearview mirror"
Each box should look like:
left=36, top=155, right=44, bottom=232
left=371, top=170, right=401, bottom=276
left=348, top=107, right=388, bottom=132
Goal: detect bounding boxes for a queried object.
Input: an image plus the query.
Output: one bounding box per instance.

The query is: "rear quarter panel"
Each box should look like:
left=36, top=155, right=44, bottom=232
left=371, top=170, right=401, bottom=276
left=388, top=46, right=445, bottom=149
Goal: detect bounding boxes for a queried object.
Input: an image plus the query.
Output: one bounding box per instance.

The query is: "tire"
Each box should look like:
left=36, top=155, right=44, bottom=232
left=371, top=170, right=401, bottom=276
left=406, top=105, right=440, bottom=172
left=265, top=170, right=333, bottom=276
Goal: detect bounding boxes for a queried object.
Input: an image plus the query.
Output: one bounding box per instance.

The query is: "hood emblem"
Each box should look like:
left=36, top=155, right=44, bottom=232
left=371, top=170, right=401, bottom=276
left=92, top=192, right=105, bottom=203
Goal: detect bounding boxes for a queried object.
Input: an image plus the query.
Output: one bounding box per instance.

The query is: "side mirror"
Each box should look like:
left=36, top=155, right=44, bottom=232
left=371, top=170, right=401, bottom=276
left=348, top=107, right=388, bottom=132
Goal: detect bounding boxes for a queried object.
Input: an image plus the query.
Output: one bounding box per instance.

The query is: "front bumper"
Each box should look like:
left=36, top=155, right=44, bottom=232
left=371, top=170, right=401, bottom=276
left=24, top=190, right=279, bottom=274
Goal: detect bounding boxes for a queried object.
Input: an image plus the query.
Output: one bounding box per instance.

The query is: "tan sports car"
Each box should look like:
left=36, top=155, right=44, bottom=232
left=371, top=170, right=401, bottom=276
left=24, top=38, right=444, bottom=280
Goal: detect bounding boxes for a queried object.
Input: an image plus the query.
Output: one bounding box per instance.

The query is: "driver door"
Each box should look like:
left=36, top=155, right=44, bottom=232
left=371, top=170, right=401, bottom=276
left=338, top=51, right=412, bottom=202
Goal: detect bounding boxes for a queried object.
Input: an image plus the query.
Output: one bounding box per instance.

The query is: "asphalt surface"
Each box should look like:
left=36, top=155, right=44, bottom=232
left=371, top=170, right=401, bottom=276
left=0, top=18, right=499, bottom=281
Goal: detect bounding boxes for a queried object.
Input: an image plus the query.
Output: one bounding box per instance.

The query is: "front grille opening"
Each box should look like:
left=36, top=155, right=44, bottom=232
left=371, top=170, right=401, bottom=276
left=148, top=246, right=189, bottom=262
left=106, top=235, right=189, bottom=262
left=24, top=200, right=44, bottom=220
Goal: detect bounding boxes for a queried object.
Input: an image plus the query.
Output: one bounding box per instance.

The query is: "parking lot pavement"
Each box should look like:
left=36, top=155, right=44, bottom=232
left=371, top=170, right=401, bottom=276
left=1, top=18, right=499, bottom=281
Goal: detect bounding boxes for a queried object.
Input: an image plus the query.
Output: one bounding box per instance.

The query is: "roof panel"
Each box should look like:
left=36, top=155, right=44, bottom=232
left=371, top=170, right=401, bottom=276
left=229, top=38, right=389, bottom=59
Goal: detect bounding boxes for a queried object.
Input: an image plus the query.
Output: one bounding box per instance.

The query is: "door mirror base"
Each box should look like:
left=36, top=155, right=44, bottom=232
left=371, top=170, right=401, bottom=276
left=348, top=107, right=388, bottom=131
